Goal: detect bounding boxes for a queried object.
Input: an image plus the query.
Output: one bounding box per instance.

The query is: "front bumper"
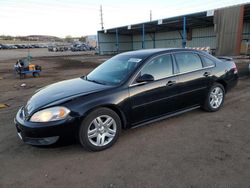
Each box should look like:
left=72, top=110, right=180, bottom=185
left=14, top=107, right=79, bottom=145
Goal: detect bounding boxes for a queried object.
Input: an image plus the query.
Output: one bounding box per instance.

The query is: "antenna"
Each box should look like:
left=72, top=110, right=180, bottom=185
left=150, top=10, right=152, bottom=21
left=100, top=5, right=104, bottom=30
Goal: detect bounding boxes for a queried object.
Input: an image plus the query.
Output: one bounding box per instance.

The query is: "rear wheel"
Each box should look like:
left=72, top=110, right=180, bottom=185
left=79, top=108, right=121, bottom=151
left=202, top=83, right=225, bottom=112
left=33, top=72, right=40, bottom=77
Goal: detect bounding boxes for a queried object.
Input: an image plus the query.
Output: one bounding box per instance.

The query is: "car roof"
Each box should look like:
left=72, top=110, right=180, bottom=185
left=119, top=48, right=205, bottom=59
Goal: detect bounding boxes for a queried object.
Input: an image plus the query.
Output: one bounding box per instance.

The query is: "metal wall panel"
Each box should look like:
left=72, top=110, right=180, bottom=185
left=187, top=27, right=216, bottom=48
left=155, top=31, right=182, bottom=48
left=98, top=26, right=217, bottom=54
left=131, top=28, right=216, bottom=50
left=132, top=34, right=152, bottom=50
left=132, top=31, right=182, bottom=49
left=214, top=5, right=244, bottom=55
left=98, top=32, right=132, bottom=54
left=242, top=22, right=250, bottom=40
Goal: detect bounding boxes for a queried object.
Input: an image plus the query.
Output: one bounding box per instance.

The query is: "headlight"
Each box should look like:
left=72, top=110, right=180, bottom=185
left=30, top=106, right=70, bottom=122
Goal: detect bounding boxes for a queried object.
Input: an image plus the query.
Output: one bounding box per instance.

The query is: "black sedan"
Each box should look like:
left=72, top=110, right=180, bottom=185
left=15, top=48, right=238, bottom=151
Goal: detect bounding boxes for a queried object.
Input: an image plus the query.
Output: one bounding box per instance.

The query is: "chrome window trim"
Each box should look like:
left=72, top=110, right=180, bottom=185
left=129, top=65, right=214, bottom=87
left=173, top=51, right=216, bottom=68
left=130, top=81, right=148, bottom=87
left=172, top=65, right=214, bottom=77
left=129, top=51, right=215, bottom=88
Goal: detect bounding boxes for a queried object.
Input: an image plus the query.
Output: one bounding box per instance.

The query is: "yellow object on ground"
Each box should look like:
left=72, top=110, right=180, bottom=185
left=0, top=103, right=9, bottom=109
left=29, top=64, right=36, bottom=71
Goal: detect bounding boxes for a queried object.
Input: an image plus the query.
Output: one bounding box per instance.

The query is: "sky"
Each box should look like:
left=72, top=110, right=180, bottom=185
left=0, top=0, right=249, bottom=37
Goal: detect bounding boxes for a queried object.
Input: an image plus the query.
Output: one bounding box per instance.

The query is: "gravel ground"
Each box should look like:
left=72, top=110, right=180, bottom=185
left=0, top=51, right=250, bottom=188
left=0, top=48, right=95, bottom=61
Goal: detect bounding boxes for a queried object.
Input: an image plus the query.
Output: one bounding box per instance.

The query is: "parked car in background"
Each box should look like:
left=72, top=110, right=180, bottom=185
left=14, top=44, right=24, bottom=49
left=14, top=48, right=238, bottom=151
left=48, top=45, right=54, bottom=51
left=48, top=45, right=69, bottom=52
left=0, top=43, right=48, bottom=49
left=0, top=44, right=10, bottom=49
left=70, top=43, right=91, bottom=51
left=8, top=45, right=18, bottom=49
left=39, top=44, right=48, bottom=48
left=17, top=45, right=26, bottom=49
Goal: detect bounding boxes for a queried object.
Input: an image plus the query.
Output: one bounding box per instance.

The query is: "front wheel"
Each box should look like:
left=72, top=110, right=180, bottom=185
left=33, top=72, right=40, bottom=77
left=202, top=83, right=225, bottom=112
left=79, top=108, right=121, bottom=151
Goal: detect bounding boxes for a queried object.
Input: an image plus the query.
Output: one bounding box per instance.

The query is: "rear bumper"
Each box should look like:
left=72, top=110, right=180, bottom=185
left=14, top=108, right=79, bottom=145
left=226, top=74, right=238, bottom=91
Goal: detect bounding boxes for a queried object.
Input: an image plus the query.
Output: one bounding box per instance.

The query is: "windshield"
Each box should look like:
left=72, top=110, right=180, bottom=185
left=86, top=54, right=143, bottom=85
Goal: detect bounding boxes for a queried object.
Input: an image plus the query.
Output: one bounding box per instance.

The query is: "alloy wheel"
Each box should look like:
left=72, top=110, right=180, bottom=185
left=209, top=87, right=223, bottom=109
left=87, top=115, right=117, bottom=147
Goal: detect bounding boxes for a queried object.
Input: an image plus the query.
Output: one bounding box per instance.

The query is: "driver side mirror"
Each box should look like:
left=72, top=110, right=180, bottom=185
left=136, top=74, right=154, bottom=83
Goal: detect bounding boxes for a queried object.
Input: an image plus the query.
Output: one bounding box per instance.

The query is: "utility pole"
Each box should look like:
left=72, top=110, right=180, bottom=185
left=150, top=10, right=152, bottom=21
left=100, top=5, right=104, bottom=30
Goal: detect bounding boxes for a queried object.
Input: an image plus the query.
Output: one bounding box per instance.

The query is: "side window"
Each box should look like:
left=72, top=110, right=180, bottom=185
left=140, top=54, right=173, bottom=80
left=174, top=52, right=202, bottom=73
left=201, top=55, right=215, bottom=67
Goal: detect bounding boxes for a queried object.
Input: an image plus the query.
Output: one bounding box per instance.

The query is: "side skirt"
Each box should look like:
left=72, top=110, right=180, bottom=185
left=131, top=106, right=200, bottom=129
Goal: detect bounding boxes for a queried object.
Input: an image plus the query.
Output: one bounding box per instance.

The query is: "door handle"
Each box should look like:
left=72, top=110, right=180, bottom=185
left=166, top=80, right=176, bottom=87
left=203, top=72, right=211, bottom=77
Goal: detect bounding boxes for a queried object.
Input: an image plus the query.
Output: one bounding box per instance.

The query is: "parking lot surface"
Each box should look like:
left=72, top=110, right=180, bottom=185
left=0, top=49, right=250, bottom=188
left=0, top=48, right=95, bottom=61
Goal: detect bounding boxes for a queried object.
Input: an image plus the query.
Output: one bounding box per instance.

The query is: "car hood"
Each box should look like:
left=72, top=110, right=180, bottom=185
left=24, top=78, right=111, bottom=115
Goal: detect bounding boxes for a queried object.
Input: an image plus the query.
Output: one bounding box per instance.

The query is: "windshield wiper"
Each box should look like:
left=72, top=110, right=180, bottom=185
left=89, top=79, right=107, bottom=85
left=85, top=76, right=107, bottom=85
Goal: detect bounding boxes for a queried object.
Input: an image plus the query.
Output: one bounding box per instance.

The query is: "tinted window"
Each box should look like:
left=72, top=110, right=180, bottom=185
left=140, top=54, right=173, bottom=80
left=201, top=55, right=215, bottom=67
left=175, top=52, right=202, bottom=73
left=87, top=54, right=142, bottom=85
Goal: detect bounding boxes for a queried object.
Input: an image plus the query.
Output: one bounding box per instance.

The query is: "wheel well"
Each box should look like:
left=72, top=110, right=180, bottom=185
left=216, top=80, right=227, bottom=93
left=102, top=105, right=127, bottom=129
left=83, top=105, right=127, bottom=129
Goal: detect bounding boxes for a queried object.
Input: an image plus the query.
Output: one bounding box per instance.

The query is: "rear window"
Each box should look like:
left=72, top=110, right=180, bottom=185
left=201, top=55, right=215, bottom=67
left=174, top=52, right=202, bottom=73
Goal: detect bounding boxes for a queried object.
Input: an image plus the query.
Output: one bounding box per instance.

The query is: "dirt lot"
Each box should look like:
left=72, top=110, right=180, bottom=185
left=0, top=48, right=95, bottom=61
left=0, top=49, right=250, bottom=188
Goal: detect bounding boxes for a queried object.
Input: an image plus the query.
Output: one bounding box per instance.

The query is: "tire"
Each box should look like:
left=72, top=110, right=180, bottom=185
left=202, top=83, right=225, bottom=112
left=33, top=72, right=39, bottom=77
left=79, top=107, right=121, bottom=151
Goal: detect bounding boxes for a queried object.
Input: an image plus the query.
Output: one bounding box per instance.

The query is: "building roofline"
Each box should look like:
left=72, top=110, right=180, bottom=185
left=98, top=2, right=250, bottom=34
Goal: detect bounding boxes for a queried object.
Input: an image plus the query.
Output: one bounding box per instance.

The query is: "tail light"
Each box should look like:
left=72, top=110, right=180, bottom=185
left=232, top=63, right=238, bottom=74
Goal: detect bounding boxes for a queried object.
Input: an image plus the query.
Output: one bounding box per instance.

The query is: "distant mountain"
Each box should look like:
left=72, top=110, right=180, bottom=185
left=25, top=35, right=63, bottom=41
